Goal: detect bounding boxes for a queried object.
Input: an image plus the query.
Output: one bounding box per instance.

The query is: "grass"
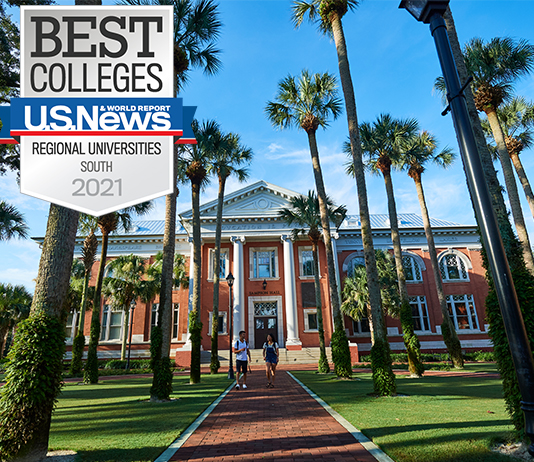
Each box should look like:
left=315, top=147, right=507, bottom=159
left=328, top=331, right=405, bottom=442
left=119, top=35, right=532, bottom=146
left=48, top=374, right=231, bottom=462
left=293, top=363, right=517, bottom=462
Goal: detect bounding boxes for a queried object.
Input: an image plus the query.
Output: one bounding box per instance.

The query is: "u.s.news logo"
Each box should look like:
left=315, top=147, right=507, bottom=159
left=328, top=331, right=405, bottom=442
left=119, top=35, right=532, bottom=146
left=10, top=97, right=183, bottom=137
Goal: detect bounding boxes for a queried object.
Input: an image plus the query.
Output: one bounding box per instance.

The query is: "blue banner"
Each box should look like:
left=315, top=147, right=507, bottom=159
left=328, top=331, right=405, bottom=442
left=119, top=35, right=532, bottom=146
left=10, top=98, right=184, bottom=136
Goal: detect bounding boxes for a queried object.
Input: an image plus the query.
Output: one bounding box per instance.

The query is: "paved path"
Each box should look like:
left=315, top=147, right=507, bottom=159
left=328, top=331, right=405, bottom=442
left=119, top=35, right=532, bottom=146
left=169, top=367, right=380, bottom=462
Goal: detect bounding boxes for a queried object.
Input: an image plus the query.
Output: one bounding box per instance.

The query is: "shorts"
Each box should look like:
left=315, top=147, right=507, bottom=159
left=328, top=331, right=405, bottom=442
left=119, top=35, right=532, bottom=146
left=265, top=352, right=278, bottom=364
left=236, top=360, right=248, bottom=374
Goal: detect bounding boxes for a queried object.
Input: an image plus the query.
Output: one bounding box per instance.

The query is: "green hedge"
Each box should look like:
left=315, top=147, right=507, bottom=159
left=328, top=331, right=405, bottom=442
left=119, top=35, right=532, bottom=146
left=104, top=359, right=152, bottom=370
left=359, top=350, right=495, bottom=364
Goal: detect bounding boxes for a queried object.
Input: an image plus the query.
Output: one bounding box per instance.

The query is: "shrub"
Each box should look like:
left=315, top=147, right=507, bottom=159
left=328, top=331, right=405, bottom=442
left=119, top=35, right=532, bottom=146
left=0, top=313, right=65, bottom=459
left=331, top=328, right=352, bottom=378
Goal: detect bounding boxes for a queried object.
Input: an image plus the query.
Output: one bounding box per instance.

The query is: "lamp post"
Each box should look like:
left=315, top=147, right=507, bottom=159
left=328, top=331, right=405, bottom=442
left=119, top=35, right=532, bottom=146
left=226, top=272, right=235, bottom=380
left=399, top=0, right=534, bottom=454
left=126, top=301, right=135, bottom=371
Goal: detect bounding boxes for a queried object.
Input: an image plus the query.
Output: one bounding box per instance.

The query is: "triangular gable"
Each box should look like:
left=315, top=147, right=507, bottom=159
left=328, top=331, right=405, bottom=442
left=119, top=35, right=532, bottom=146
left=180, top=180, right=301, bottom=219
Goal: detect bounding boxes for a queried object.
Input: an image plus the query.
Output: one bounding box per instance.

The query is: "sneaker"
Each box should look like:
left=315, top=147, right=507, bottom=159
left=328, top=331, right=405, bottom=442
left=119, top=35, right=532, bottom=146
left=235, top=384, right=240, bottom=389
left=242, top=384, right=248, bottom=389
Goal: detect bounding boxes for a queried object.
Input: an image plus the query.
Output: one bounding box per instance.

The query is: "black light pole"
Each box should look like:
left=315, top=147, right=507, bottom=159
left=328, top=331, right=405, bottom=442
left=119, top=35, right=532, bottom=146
left=126, top=302, right=135, bottom=371
left=226, top=272, right=235, bottom=380
left=399, top=0, right=534, bottom=454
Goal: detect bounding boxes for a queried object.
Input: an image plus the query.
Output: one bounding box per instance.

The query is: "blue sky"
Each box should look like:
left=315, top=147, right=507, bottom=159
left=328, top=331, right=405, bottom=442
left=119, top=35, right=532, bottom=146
left=2, top=0, right=534, bottom=291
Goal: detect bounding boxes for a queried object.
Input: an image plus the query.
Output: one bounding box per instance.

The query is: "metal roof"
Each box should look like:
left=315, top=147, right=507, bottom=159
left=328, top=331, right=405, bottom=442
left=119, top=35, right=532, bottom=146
left=102, top=213, right=464, bottom=238
left=338, top=213, right=463, bottom=230
left=93, top=220, right=187, bottom=237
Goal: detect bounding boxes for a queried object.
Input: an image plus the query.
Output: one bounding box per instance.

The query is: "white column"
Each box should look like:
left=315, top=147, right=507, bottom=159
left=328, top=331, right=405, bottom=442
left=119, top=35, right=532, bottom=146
left=231, top=236, right=246, bottom=342
left=281, top=235, right=301, bottom=347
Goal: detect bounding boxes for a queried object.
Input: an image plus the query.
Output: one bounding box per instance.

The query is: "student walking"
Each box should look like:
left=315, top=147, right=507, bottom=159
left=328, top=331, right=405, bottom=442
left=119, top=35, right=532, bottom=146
left=233, top=330, right=251, bottom=389
left=263, top=334, right=279, bottom=388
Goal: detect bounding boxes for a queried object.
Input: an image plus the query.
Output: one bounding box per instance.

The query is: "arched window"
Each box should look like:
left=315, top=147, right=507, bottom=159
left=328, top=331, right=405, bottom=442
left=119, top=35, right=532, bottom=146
left=439, top=251, right=470, bottom=281
left=403, top=255, right=423, bottom=282
left=347, top=257, right=365, bottom=278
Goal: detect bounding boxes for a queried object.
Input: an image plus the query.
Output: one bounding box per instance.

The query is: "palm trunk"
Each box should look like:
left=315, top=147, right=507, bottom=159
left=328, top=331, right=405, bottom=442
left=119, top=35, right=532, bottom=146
left=84, top=230, right=109, bottom=384
left=329, top=13, right=394, bottom=392
left=486, top=109, right=534, bottom=273
left=510, top=151, right=534, bottom=220
left=210, top=175, right=226, bottom=374
left=190, top=181, right=202, bottom=384
left=69, top=270, right=90, bottom=375
left=312, top=240, right=330, bottom=374
left=0, top=325, right=8, bottom=357
left=412, top=174, right=463, bottom=368
left=305, top=130, right=351, bottom=378
left=121, top=307, right=129, bottom=361
left=383, top=170, right=423, bottom=377
left=0, top=205, right=79, bottom=461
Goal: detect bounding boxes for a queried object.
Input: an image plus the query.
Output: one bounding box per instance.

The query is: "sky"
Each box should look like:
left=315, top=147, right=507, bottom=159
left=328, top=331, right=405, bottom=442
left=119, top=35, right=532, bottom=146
left=1, top=0, right=534, bottom=292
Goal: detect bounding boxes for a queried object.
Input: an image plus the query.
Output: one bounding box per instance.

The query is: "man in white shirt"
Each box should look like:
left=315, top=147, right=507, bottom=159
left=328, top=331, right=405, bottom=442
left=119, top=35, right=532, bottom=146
left=233, top=330, right=251, bottom=389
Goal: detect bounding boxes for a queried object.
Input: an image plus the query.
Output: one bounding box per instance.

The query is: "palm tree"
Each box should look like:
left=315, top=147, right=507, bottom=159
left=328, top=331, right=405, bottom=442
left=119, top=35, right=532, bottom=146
left=279, top=191, right=346, bottom=374
left=292, top=1, right=395, bottom=393
left=118, top=0, right=223, bottom=399
left=70, top=230, right=98, bottom=375
left=0, top=201, right=28, bottom=241
left=207, top=132, right=252, bottom=374
left=437, top=37, right=534, bottom=272
left=341, top=250, right=401, bottom=329
left=398, top=131, right=463, bottom=368
left=481, top=97, right=534, bottom=220
left=443, top=7, right=534, bottom=434
left=0, top=283, right=32, bottom=357
left=265, top=70, right=352, bottom=378
left=102, top=254, right=159, bottom=360
left=179, top=119, right=219, bottom=384
left=80, top=203, right=153, bottom=384
left=354, top=113, right=424, bottom=377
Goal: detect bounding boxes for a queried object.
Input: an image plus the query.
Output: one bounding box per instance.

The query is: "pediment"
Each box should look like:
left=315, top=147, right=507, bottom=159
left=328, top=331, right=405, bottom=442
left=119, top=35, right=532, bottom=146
left=181, top=181, right=300, bottom=220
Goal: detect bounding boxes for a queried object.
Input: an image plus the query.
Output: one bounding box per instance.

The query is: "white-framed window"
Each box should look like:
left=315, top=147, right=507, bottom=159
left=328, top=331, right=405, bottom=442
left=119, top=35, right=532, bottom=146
left=172, top=303, right=180, bottom=340
left=151, top=303, right=159, bottom=329
left=250, top=247, right=278, bottom=279
left=403, top=255, right=423, bottom=283
left=298, top=247, right=315, bottom=277
left=446, top=294, right=480, bottom=331
left=353, top=317, right=371, bottom=334
left=100, top=304, right=123, bottom=341
left=66, top=311, right=79, bottom=340
left=439, top=252, right=470, bottom=281
left=303, top=308, right=318, bottom=332
left=409, top=296, right=431, bottom=332
left=347, top=256, right=365, bottom=277
left=208, top=311, right=227, bottom=335
left=208, top=248, right=229, bottom=280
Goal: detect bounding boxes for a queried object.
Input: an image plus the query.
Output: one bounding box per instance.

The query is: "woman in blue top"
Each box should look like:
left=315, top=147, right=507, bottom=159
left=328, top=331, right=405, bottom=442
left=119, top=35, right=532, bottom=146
left=263, top=334, right=279, bottom=388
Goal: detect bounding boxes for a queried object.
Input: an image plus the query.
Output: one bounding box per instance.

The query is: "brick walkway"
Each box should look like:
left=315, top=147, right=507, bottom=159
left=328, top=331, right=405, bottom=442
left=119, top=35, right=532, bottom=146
left=169, top=367, right=380, bottom=462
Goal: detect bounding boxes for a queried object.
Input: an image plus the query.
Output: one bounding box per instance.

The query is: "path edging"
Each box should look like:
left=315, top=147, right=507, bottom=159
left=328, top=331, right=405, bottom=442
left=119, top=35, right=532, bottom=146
left=154, top=380, right=236, bottom=462
left=287, top=371, right=395, bottom=462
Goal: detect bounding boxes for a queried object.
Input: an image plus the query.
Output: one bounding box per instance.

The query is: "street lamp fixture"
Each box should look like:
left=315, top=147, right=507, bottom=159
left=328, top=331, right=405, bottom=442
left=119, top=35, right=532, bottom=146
left=226, top=272, right=235, bottom=380
left=399, top=0, right=448, bottom=23
left=399, top=0, right=534, bottom=455
left=262, top=279, right=267, bottom=290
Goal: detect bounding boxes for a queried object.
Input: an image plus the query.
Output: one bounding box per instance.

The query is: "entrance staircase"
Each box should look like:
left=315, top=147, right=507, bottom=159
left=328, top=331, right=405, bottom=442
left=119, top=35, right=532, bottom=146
left=201, top=347, right=333, bottom=367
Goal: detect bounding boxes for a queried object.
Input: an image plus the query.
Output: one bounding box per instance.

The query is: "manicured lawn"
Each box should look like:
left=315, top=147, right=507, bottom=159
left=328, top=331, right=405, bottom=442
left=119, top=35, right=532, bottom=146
left=293, top=364, right=516, bottom=462
left=49, top=374, right=231, bottom=462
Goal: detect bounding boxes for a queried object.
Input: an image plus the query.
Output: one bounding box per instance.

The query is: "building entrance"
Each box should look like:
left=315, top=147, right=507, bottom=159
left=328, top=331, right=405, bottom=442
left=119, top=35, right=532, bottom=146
left=253, top=301, right=278, bottom=349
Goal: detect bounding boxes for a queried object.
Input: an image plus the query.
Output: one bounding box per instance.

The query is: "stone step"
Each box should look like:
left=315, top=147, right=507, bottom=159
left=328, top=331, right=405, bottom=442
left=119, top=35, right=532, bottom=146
left=200, top=347, right=332, bottom=366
